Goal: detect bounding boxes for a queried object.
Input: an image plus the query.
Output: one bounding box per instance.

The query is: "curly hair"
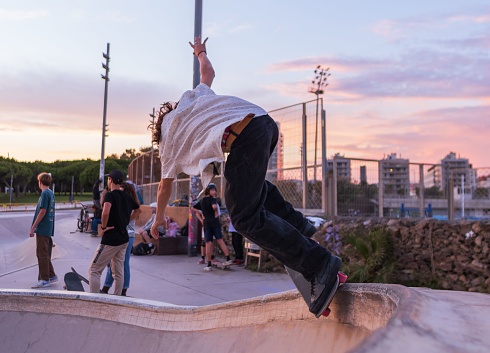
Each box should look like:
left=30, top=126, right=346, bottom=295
left=120, top=182, right=140, bottom=205
left=149, top=101, right=179, bottom=145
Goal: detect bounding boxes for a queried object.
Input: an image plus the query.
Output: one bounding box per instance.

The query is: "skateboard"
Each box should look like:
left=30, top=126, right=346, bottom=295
left=211, top=260, right=232, bottom=270
left=64, top=272, right=85, bottom=291
left=63, top=267, right=89, bottom=291
left=71, top=267, right=89, bottom=285
left=285, top=266, right=347, bottom=318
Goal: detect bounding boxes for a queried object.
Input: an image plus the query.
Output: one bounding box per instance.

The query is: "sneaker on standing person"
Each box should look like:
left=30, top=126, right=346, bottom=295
left=31, top=280, right=51, bottom=288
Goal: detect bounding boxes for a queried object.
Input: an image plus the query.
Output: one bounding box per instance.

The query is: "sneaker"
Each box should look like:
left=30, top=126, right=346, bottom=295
left=309, top=255, right=342, bottom=317
left=233, top=259, right=244, bottom=265
left=31, top=280, right=51, bottom=288
left=49, top=275, right=59, bottom=283
left=203, top=265, right=213, bottom=271
left=224, top=259, right=234, bottom=266
left=198, top=259, right=205, bottom=264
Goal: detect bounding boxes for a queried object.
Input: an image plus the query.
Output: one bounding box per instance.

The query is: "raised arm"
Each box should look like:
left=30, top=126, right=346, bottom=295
left=189, top=36, right=215, bottom=87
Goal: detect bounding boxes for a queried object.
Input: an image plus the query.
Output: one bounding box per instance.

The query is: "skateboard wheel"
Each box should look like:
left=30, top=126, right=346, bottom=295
left=338, top=271, right=348, bottom=284
left=322, top=308, right=331, bottom=317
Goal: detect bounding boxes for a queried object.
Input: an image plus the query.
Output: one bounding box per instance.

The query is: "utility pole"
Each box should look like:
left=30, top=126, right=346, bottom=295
left=100, top=43, right=111, bottom=188
left=188, top=0, right=203, bottom=257
left=309, top=65, right=330, bottom=183
left=149, top=108, right=156, bottom=204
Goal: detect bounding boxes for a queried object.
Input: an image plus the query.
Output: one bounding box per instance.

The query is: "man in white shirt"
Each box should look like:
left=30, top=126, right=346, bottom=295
left=150, top=36, right=342, bottom=318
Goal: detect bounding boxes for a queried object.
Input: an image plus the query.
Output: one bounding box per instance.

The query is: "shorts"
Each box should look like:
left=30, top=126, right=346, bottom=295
left=204, top=225, right=223, bottom=242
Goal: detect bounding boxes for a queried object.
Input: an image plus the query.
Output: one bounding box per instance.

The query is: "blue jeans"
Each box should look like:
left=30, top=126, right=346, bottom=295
left=104, top=236, right=134, bottom=289
left=224, top=115, right=330, bottom=280
left=91, top=218, right=101, bottom=233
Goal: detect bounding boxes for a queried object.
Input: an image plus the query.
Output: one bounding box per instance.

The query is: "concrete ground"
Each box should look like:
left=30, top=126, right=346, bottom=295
left=1, top=210, right=490, bottom=353
left=0, top=210, right=295, bottom=305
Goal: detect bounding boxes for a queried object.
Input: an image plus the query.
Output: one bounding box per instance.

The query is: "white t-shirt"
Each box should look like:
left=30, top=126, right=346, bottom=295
left=159, top=83, right=267, bottom=188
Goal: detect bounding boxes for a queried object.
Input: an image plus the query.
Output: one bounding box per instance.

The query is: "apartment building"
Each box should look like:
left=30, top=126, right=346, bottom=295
left=380, top=153, right=410, bottom=196
left=441, top=152, right=476, bottom=191
left=327, top=153, right=351, bottom=181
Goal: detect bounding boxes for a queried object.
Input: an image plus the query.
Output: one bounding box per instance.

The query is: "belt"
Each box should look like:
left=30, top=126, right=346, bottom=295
left=222, top=115, right=254, bottom=153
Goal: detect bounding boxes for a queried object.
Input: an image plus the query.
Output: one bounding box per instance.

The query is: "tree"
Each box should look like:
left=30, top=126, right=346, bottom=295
left=0, top=157, right=33, bottom=199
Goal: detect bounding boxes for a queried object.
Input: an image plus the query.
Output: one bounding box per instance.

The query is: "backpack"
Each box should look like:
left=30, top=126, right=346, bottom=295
left=131, top=242, right=153, bottom=256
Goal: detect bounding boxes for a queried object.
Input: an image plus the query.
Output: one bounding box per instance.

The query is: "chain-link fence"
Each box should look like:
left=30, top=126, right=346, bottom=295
left=129, top=98, right=326, bottom=212
left=128, top=101, right=490, bottom=220
left=332, top=159, right=490, bottom=220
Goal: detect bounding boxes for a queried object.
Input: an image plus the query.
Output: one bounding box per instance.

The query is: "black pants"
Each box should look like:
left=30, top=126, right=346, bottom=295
left=224, top=115, right=330, bottom=280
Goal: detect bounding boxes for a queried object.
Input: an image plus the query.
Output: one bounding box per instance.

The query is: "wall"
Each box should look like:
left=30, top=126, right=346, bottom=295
left=320, top=218, right=490, bottom=293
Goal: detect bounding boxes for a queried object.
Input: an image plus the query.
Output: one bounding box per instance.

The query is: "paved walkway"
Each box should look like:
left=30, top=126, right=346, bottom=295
left=0, top=210, right=294, bottom=306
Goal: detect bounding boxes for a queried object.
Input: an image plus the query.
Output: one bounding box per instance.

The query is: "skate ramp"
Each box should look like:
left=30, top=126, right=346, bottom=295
left=0, top=237, right=63, bottom=275
left=1, top=284, right=489, bottom=353
left=0, top=287, right=380, bottom=353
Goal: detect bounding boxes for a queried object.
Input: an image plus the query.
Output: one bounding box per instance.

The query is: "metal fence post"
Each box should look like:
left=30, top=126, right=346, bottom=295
left=419, top=164, right=425, bottom=217
left=333, top=160, right=338, bottom=216
left=448, top=177, right=454, bottom=221
left=378, top=161, right=384, bottom=217
left=321, top=103, right=327, bottom=215
left=301, top=103, right=307, bottom=210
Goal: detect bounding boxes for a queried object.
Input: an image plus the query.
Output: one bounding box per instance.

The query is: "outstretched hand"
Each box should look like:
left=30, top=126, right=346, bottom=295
left=189, top=35, right=208, bottom=57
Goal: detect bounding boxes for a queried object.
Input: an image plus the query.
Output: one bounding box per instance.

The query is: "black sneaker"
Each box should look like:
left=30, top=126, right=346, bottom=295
left=309, top=255, right=342, bottom=317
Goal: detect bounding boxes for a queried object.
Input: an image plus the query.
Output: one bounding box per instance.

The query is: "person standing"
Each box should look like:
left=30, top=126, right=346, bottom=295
left=101, top=181, right=140, bottom=296
left=151, top=36, right=339, bottom=317
left=30, top=172, right=57, bottom=288
left=88, top=170, right=141, bottom=295
left=192, top=183, right=232, bottom=270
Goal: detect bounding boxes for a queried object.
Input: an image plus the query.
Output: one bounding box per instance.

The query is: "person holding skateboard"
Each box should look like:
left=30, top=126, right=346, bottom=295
left=88, top=170, right=141, bottom=295
left=151, top=36, right=342, bottom=317
left=192, top=183, right=233, bottom=270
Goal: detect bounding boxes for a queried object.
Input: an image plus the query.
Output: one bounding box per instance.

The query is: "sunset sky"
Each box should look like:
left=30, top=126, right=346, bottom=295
left=0, top=1, right=489, bottom=168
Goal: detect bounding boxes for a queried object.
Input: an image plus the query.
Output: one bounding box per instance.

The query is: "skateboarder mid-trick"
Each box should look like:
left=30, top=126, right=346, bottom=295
left=150, top=36, right=342, bottom=317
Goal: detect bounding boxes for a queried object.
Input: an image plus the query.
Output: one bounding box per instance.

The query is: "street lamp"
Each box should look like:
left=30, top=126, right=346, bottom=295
left=99, top=43, right=111, bottom=189
left=309, top=65, right=330, bottom=183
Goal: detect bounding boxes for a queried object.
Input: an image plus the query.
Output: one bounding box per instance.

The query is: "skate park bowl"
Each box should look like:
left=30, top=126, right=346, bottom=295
left=1, top=284, right=489, bottom=353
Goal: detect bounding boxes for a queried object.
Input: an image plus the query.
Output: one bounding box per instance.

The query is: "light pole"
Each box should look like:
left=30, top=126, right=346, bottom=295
left=149, top=108, right=156, bottom=203
left=188, top=0, right=203, bottom=257
left=309, top=65, right=330, bottom=183
left=99, top=43, right=111, bottom=188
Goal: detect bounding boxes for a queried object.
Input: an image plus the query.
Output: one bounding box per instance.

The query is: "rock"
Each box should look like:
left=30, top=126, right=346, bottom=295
left=469, top=259, right=487, bottom=272
left=414, top=219, right=428, bottom=231
left=471, top=277, right=482, bottom=287
left=447, top=274, right=458, bottom=282
left=475, top=236, right=483, bottom=247
left=387, top=219, right=398, bottom=226
left=472, top=222, right=482, bottom=233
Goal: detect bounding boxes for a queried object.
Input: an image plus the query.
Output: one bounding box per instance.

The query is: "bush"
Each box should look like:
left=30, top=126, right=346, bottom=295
left=341, top=228, right=394, bottom=283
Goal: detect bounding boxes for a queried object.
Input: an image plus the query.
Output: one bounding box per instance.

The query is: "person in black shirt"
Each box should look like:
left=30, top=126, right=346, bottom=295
left=88, top=170, right=141, bottom=294
left=192, top=184, right=232, bottom=270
